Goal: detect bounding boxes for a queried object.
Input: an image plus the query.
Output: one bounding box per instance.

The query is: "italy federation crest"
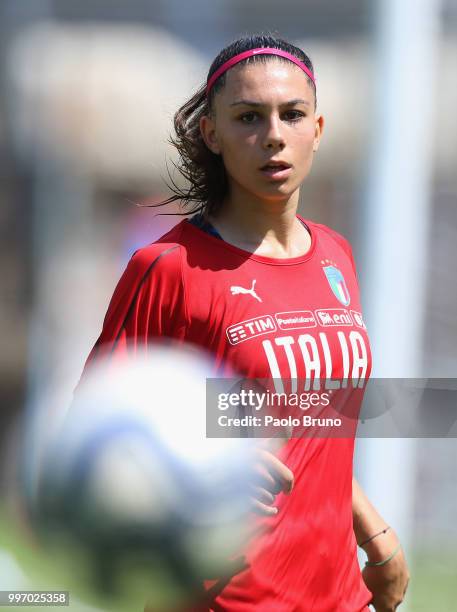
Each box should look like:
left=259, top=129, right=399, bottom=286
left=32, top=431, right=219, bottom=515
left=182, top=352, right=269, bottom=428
left=323, top=265, right=350, bottom=306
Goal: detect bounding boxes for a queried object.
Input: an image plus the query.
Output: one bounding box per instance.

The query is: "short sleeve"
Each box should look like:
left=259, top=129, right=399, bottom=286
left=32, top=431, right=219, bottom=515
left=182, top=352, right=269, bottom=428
left=78, top=243, right=187, bottom=379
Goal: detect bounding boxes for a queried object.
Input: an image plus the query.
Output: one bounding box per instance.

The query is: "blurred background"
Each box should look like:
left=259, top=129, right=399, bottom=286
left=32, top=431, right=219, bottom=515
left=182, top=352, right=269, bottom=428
left=0, top=0, right=455, bottom=610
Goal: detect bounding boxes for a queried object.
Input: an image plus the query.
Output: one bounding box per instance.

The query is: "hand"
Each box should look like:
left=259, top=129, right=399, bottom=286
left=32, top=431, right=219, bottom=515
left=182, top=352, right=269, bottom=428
left=361, top=529, right=410, bottom=611
left=249, top=439, right=294, bottom=516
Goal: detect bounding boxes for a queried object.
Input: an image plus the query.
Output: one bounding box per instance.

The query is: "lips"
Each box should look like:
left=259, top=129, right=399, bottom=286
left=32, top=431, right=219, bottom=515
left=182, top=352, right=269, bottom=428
left=260, top=161, right=291, bottom=171
left=259, top=161, right=292, bottom=180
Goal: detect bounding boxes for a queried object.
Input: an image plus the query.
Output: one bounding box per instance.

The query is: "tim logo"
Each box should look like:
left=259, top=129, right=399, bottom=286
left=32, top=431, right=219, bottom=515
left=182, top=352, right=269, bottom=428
left=323, top=265, right=350, bottom=306
left=351, top=310, right=367, bottom=329
left=275, top=310, right=317, bottom=330
left=226, top=315, right=276, bottom=345
left=315, top=309, right=353, bottom=327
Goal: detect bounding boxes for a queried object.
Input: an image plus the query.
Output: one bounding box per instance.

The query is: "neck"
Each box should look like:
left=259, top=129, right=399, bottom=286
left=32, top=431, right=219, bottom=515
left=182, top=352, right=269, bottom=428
left=208, top=184, right=310, bottom=259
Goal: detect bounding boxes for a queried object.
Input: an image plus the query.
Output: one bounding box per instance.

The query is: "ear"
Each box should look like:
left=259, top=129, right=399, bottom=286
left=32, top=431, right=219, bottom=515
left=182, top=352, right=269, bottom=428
left=200, top=114, right=221, bottom=155
left=313, top=114, right=325, bottom=152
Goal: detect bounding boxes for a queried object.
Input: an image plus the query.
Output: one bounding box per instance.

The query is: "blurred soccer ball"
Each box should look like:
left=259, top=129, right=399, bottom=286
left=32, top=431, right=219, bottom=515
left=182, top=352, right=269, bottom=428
left=20, top=343, right=253, bottom=611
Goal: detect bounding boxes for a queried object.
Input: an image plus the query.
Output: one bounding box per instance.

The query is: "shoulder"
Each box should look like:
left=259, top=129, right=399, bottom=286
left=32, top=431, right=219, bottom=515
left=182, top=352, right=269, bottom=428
left=301, top=217, right=358, bottom=278
left=305, top=218, right=354, bottom=257
left=127, top=220, right=187, bottom=278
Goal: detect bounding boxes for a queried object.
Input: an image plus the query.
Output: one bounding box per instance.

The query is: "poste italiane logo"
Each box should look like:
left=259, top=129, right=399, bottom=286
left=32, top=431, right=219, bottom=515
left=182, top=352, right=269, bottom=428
left=321, top=259, right=350, bottom=306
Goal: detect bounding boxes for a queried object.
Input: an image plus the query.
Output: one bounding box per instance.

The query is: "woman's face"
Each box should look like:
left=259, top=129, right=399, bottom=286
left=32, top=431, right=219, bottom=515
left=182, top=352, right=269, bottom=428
left=200, top=59, right=324, bottom=204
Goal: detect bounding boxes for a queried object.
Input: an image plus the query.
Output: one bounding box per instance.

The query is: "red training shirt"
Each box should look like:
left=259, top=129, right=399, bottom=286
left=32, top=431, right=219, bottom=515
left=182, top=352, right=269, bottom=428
left=81, top=216, right=373, bottom=611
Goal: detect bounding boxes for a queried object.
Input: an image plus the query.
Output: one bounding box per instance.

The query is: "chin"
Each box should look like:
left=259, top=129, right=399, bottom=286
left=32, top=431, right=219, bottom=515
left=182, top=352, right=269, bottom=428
left=255, top=182, right=300, bottom=202
left=255, top=190, right=298, bottom=205
left=231, top=175, right=300, bottom=204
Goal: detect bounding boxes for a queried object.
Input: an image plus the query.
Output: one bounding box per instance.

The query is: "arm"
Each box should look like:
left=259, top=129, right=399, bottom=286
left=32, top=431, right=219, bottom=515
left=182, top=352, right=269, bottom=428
left=352, top=477, right=410, bottom=611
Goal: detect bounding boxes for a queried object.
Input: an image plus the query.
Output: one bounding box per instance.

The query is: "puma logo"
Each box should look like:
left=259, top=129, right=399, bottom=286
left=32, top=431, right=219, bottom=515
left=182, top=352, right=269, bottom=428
left=230, top=279, right=262, bottom=303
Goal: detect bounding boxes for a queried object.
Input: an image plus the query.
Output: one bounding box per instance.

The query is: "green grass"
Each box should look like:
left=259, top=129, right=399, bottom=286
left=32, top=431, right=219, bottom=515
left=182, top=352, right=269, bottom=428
left=2, top=510, right=456, bottom=611
left=406, top=547, right=457, bottom=612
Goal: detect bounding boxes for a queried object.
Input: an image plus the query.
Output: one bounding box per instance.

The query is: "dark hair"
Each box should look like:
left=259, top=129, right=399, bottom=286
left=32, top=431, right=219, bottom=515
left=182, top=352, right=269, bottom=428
left=157, top=34, right=315, bottom=216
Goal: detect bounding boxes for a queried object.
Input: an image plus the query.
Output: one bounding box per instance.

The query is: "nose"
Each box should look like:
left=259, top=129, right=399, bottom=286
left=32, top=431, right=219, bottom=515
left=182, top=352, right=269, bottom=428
left=262, top=114, right=285, bottom=150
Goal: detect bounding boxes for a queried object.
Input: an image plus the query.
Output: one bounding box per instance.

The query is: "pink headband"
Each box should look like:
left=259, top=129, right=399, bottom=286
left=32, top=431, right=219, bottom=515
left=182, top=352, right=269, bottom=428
left=206, top=47, right=315, bottom=96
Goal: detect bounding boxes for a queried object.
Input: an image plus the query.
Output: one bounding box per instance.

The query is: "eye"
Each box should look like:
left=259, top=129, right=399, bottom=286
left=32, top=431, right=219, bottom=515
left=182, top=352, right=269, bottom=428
left=282, top=110, right=305, bottom=122
left=239, top=111, right=259, bottom=124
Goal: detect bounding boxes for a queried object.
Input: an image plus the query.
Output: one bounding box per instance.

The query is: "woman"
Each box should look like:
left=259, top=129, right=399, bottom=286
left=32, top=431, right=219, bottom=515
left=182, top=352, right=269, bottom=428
left=82, top=34, right=409, bottom=611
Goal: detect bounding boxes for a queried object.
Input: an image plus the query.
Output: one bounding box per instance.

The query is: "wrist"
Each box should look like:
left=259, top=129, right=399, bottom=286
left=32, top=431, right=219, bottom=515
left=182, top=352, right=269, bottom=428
left=364, top=542, right=402, bottom=567
left=362, top=528, right=400, bottom=564
left=358, top=525, right=390, bottom=548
